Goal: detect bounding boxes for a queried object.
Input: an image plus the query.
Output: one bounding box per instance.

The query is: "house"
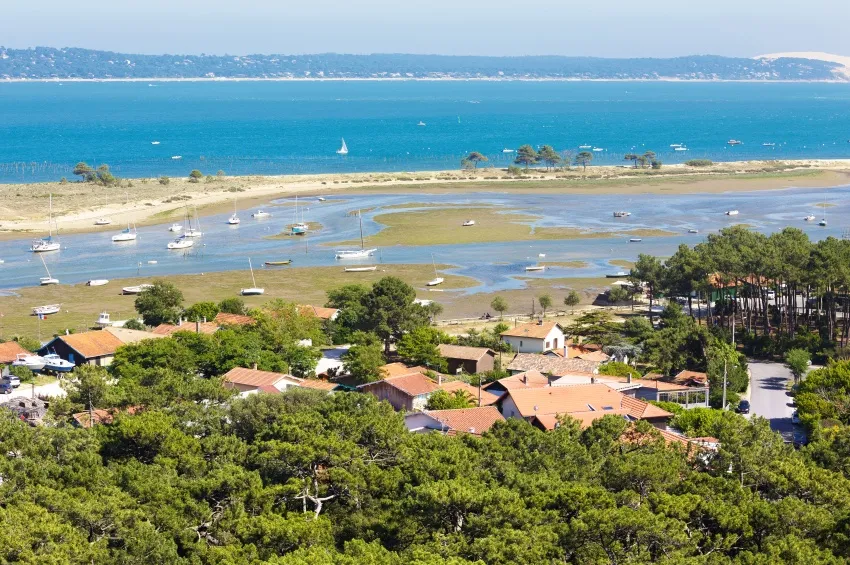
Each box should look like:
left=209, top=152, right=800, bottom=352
left=506, top=353, right=600, bottom=376
left=498, top=383, right=673, bottom=430
left=152, top=320, right=220, bottom=336
left=298, top=305, right=340, bottom=321
left=358, top=372, right=440, bottom=412
left=379, top=362, right=431, bottom=378
left=39, top=327, right=163, bottom=367
left=71, top=406, right=141, bottom=428
left=0, top=397, right=49, bottom=426
left=0, top=341, right=30, bottom=365
left=405, top=406, right=505, bottom=436
left=484, top=370, right=552, bottom=394
left=671, top=370, right=709, bottom=387
left=214, top=312, right=256, bottom=327
left=500, top=321, right=565, bottom=353
left=439, top=380, right=501, bottom=406
left=630, top=377, right=709, bottom=408
left=545, top=341, right=611, bottom=363
left=437, top=344, right=496, bottom=375
left=223, top=367, right=303, bottom=396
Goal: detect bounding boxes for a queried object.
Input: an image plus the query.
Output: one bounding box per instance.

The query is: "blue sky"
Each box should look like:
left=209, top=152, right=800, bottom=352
left=2, top=0, right=848, bottom=57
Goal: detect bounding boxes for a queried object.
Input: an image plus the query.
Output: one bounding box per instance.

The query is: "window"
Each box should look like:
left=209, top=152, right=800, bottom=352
left=602, top=406, right=614, bottom=411
left=520, top=340, right=523, bottom=347
left=553, top=338, right=559, bottom=349
left=546, top=341, right=550, bottom=349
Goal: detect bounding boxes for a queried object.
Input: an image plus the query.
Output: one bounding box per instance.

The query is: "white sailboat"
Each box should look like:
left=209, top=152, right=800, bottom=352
left=241, top=258, right=265, bottom=296
left=228, top=197, right=240, bottom=225
left=184, top=207, right=203, bottom=237
left=336, top=210, right=377, bottom=259
left=94, top=190, right=112, bottom=225
left=291, top=196, right=308, bottom=235
left=31, top=194, right=61, bottom=252
left=427, top=254, right=444, bottom=286
left=39, top=255, right=58, bottom=285
left=344, top=266, right=378, bottom=272
left=336, top=138, right=349, bottom=155
left=167, top=235, right=194, bottom=250
left=112, top=223, right=138, bottom=242
left=819, top=204, right=828, bottom=226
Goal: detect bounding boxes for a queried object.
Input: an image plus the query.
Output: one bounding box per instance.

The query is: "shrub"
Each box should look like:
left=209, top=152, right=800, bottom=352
left=123, top=319, right=146, bottom=331
left=598, top=361, right=640, bottom=380
left=651, top=160, right=662, bottom=169
left=507, top=165, right=522, bottom=176
left=159, top=176, right=170, bottom=185
left=685, top=159, right=713, bottom=167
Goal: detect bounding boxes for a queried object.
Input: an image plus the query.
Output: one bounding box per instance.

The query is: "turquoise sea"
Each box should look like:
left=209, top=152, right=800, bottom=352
left=1, top=81, right=849, bottom=182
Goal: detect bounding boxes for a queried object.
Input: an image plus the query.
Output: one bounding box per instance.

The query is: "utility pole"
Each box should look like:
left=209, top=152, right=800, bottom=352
left=722, top=359, right=728, bottom=410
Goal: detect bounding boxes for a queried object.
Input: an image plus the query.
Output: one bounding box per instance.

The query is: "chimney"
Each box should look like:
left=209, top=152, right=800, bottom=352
left=469, top=427, right=475, bottom=434
left=195, top=320, right=201, bottom=334
left=591, top=376, right=596, bottom=384
left=563, top=345, right=568, bottom=358
left=523, top=374, right=528, bottom=385
left=252, top=362, right=258, bottom=370
left=627, top=373, right=632, bottom=384
left=202, top=316, right=207, bottom=323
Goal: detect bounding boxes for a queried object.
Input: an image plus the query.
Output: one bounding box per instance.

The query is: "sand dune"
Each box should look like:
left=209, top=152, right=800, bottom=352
left=756, top=52, right=850, bottom=79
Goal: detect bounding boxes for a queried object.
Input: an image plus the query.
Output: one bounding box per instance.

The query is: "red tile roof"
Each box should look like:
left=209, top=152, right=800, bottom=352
left=214, top=312, right=255, bottom=326
left=671, top=370, right=709, bottom=387
left=152, top=322, right=220, bottom=336
left=298, top=379, right=339, bottom=391
left=298, top=305, right=339, bottom=320
left=507, top=353, right=600, bottom=375
left=439, top=380, right=500, bottom=406
left=504, top=383, right=673, bottom=421
left=437, top=344, right=494, bottom=362
left=500, top=321, right=562, bottom=340
left=424, top=406, right=505, bottom=435
left=379, top=362, right=431, bottom=378
left=0, top=342, right=29, bottom=364
left=223, top=367, right=297, bottom=389
left=58, top=331, right=125, bottom=359
left=381, top=373, right=440, bottom=397
left=486, top=369, right=551, bottom=391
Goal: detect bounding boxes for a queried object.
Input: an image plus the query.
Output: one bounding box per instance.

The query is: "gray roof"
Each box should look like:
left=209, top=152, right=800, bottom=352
left=507, top=353, right=600, bottom=376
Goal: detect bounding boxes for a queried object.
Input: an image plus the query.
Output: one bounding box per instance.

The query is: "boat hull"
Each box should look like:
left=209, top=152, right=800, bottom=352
left=87, top=280, right=109, bottom=286
left=241, top=288, right=265, bottom=296
left=344, top=266, right=377, bottom=272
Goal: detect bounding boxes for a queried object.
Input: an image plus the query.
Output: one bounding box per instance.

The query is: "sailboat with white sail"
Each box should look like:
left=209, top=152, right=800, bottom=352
left=241, top=258, right=265, bottom=296
left=427, top=254, right=444, bottom=286
left=184, top=207, right=203, bottom=237
left=291, top=196, right=308, bottom=235
left=336, top=210, right=377, bottom=259
left=336, top=138, right=349, bottom=155
left=31, top=194, right=61, bottom=253
left=39, top=255, right=59, bottom=285
left=228, top=197, right=240, bottom=225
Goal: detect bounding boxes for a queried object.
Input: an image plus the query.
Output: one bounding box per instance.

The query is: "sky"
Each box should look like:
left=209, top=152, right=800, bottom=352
left=2, top=0, right=848, bottom=57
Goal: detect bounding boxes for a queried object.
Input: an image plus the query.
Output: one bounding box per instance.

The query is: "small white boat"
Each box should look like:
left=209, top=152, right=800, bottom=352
left=169, top=223, right=183, bottom=232
left=674, top=147, right=689, bottom=152
left=592, top=147, right=604, bottom=152
left=167, top=236, right=194, bottom=250
left=578, top=145, right=592, bottom=149
left=12, top=354, right=46, bottom=372
left=228, top=215, right=240, bottom=225
left=762, top=142, right=775, bottom=147
left=670, top=144, right=682, bottom=148
left=151, top=141, right=160, bottom=145
left=688, top=229, right=699, bottom=234
left=525, top=265, right=545, bottom=272
left=171, top=155, right=182, bottom=160
left=241, top=258, right=265, bottom=296
left=43, top=353, right=74, bottom=373
left=122, top=284, right=153, bottom=295
left=96, top=312, right=112, bottom=327
left=111, top=223, right=138, bottom=242
left=819, top=219, right=828, bottom=227
left=462, top=220, right=476, bottom=226
left=725, top=210, right=739, bottom=216
left=427, top=277, right=445, bottom=286
left=147, top=260, right=157, bottom=264
left=502, top=148, right=515, bottom=153
left=613, top=211, right=631, bottom=218
left=606, top=272, right=629, bottom=278
left=252, top=210, right=271, bottom=219
left=94, top=217, right=112, bottom=225
left=727, top=140, right=743, bottom=145
left=87, top=279, right=109, bottom=286
left=32, top=304, right=60, bottom=316
left=336, top=249, right=377, bottom=260
left=336, top=138, right=349, bottom=155
left=804, top=214, right=816, bottom=222
left=38, top=255, right=58, bottom=285
left=538, top=253, right=546, bottom=258
left=345, top=266, right=378, bottom=272
left=629, top=238, right=642, bottom=243
left=417, top=121, right=426, bottom=127
left=317, top=197, right=326, bottom=202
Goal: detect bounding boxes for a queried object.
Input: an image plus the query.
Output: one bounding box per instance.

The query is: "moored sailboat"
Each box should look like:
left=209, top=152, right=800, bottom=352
left=241, top=258, right=265, bottom=296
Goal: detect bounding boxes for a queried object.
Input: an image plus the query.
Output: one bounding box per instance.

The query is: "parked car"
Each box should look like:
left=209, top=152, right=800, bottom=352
left=2, top=375, right=20, bottom=388
left=0, top=382, right=13, bottom=395
left=792, top=411, right=800, bottom=425
left=736, top=399, right=751, bottom=414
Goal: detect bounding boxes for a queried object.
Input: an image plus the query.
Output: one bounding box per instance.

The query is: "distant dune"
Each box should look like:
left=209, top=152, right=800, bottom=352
left=756, top=52, right=850, bottom=79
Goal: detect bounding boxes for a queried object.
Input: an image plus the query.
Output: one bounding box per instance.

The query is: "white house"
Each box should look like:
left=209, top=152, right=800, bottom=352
left=500, top=320, right=565, bottom=353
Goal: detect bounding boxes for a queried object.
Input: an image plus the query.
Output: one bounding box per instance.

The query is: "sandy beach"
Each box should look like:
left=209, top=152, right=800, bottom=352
left=1, top=159, right=849, bottom=241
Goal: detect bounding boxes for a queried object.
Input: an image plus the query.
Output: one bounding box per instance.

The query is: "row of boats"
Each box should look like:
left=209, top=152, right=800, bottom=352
left=12, top=352, right=74, bottom=373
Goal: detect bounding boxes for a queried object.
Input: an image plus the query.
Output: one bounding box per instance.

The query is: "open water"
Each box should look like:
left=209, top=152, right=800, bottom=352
left=1, top=81, right=850, bottom=182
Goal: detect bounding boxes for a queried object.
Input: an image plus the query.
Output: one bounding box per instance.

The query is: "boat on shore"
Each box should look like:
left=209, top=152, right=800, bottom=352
left=32, top=304, right=60, bottom=316
left=613, top=211, right=631, bottom=218
left=96, top=312, right=112, bottom=327
left=265, top=260, right=292, bottom=266
left=525, top=265, right=545, bottom=272
left=606, top=272, right=629, bottom=278
left=427, top=254, right=444, bottom=286
left=87, top=279, right=109, bottom=286
left=462, top=220, right=476, bottom=226
left=345, top=266, right=377, bottom=272
left=43, top=353, right=74, bottom=373
left=12, top=354, right=46, bottom=372
left=240, top=258, right=264, bottom=296
left=122, top=284, right=153, bottom=295
left=38, top=255, right=58, bottom=285
left=629, top=238, right=642, bottom=243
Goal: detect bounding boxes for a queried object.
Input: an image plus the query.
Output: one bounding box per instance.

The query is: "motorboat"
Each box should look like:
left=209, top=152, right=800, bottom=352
left=727, top=139, right=743, bottom=145
left=171, top=155, right=182, bottom=160
left=725, top=210, right=739, bottom=216
left=462, top=220, right=476, bottom=226
left=122, top=284, right=153, bottom=295
left=592, top=147, right=605, bottom=152
left=167, top=236, right=194, bottom=250
left=169, top=223, right=182, bottom=232
left=265, top=260, right=292, bottom=266
left=336, top=138, right=349, bottom=155
left=688, top=229, right=699, bottom=234
left=502, top=148, right=515, bottom=153
left=613, top=211, right=631, bottom=217
left=252, top=210, right=271, bottom=219
left=538, top=253, right=546, bottom=258
left=345, top=266, right=377, bottom=272
left=42, top=353, right=74, bottom=373
left=525, top=265, right=545, bottom=272
left=674, top=147, right=689, bottom=151
left=96, top=312, right=112, bottom=327
left=629, top=238, right=642, bottom=243
left=670, top=144, right=682, bottom=148
left=87, top=279, right=109, bottom=286
left=12, top=354, right=46, bottom=372
left=240, top=258, right=265, bottom=296
left=762, top=142, right=775, bottom=147
left=112, top=223, right=137, bottom=242
left=32, top=304, right=60, bottom=316
left=147, top=260, right=157, bottom=264
left=336, top=249, right=376, bottom=259
left=94, top=217, right=112, bottom=225
left=606, top=272, right=629, bottom=278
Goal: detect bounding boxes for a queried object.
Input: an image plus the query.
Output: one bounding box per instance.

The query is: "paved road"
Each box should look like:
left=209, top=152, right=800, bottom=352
left=747, top=360, right=797, bottom=442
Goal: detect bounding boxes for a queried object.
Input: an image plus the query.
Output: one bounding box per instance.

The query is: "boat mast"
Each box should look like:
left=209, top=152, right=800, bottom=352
left=40, top=254, right=51, bottom=278
left=249, top=258, right=257, bottom=287
left=359, top=210, right=365, bottom=250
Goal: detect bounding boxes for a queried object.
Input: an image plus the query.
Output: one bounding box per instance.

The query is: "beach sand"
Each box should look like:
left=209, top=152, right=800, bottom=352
left=2, top=159, right=849, bottom=240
